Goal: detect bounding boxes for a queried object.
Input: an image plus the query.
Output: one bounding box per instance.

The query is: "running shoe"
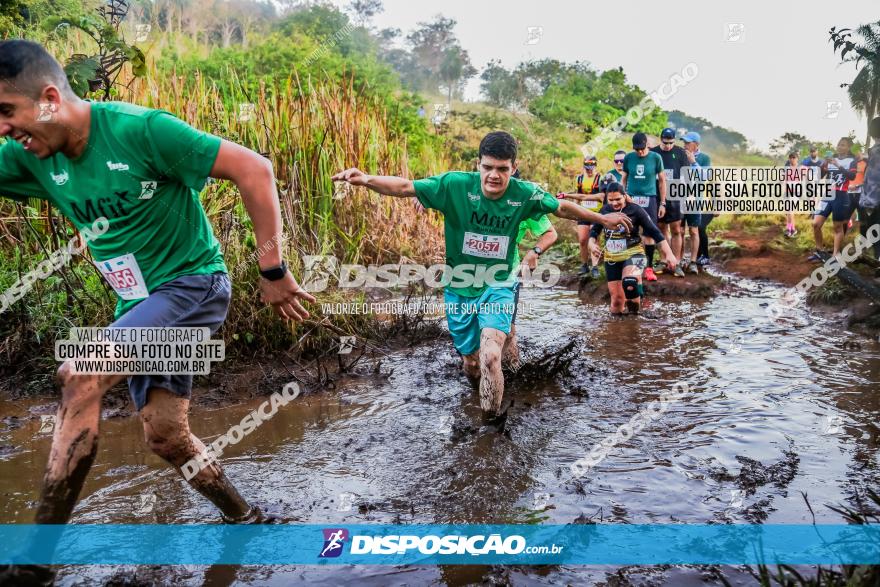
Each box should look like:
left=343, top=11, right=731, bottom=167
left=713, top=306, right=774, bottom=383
left=655, top=261, right=667, bottom=274
left=696, top=255, right=710, bottom=266
left=578, top=263, right=590, bottom=276
left=673, top=265, right=685, bottom=278
left=789, top=228, right=798, bottom=238
left=644, top=267, right=658, bottom=282
left=590, top=266, right=600, bottom=280
left=806, top=251, right=823, bottom=262
left=688, top=262, right=699, bottom=275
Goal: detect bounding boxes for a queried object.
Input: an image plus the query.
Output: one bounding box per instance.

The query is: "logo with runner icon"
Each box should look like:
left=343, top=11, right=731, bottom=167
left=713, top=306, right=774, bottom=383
left=139, top=181, right=157, bottom=200
left=319, top=528, right=349, bottom=558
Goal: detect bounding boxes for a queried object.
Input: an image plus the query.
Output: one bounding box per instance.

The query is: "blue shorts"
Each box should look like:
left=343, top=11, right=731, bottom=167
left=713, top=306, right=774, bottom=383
left=110, top=272, right=231, bottom=410
left=682, top=210, right=703, bottom=227
left=443, top=285, right=519, bottom=356
left=816, top=191, right=852, bottom=222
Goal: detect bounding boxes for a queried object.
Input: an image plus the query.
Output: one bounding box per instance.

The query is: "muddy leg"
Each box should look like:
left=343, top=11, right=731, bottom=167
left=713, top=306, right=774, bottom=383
left=34, top=363, right=127, bottom=524
left=832, top=220, right=846, bottom=256
left=461, top=351, right=481, bottom=386
left=608, top=281, right=625, bottom=314
left=140, top=388, right=250, bottom=520
left=478, top=328, right=506, bottom=415
left=813, top=214, right=826, bottom=250
left=501, top=323, right=521, bottom=372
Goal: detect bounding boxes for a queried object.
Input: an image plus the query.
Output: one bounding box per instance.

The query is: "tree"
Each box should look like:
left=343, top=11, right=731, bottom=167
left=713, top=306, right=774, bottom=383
left=830, top=21, right=880, bottom=147
left=44, top=0, right=146, bottom=99
left=480, top=60, right=519, bottom=108
left=403, top=15, right=475, bottom=98
left=346, top=0, right=382, bottom=26
left=438, top=45, right=476, bottom=104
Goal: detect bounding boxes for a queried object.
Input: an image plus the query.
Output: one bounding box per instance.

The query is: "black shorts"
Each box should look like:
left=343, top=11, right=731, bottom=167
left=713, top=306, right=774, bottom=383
left=659, top=200, right=682, bottom=223
left=605, top=254, right=648, bottom=282
left=816, top=191, right=852, bottom=222
left=682, top=211, right=703, bottom=227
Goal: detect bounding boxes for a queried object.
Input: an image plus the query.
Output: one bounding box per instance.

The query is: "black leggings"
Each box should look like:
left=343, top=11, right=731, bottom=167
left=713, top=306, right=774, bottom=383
left=860, top=205, right=880, bottom=260
left=698, top=214, right=715, bottom=258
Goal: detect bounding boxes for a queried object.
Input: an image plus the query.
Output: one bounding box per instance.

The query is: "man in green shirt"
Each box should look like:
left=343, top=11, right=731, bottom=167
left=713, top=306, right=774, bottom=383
left=621, top=132, right=667, bottom=281
left=333, top=131, right=631, bottom=427
left=0, top=40, right=314, bottom=557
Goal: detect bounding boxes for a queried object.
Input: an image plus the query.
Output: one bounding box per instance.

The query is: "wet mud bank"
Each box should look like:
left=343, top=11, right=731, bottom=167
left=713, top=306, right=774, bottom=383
left=715, top=225, right=880, bottom=339
left=1, top=273, right=879, bottom=585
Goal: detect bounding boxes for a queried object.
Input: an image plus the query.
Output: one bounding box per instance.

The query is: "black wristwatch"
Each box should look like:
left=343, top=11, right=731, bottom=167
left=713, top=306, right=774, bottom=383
left=259, top=261, right=288, bottom=281
left=532, top=246, right=543, bottom=256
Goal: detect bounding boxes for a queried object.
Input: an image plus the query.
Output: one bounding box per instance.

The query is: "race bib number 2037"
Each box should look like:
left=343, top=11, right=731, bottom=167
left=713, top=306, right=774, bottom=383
left=462, top=232, right=509, bottom=260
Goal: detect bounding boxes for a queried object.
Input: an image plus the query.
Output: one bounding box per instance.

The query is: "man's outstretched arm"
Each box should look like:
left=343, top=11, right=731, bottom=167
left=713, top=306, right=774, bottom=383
left=332, top=167, right=416, bottom=197
left=554, top=199, right=633, bottom=231
left=210, top=139, right=315, bottom=322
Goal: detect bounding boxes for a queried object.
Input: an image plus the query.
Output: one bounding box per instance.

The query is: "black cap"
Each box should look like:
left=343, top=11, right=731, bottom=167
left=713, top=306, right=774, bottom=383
left=660, top=128, right=676, bottom=140
left=632, top=132, right=648, bottom=149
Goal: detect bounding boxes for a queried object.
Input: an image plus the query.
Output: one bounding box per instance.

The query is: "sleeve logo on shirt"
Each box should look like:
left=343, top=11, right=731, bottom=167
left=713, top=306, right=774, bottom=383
left=50, top=170, right=69, bottom=186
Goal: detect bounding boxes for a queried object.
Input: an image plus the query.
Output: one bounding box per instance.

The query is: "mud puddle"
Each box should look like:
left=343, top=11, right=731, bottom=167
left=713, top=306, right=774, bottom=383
left=1, top=275, right=879, bottom=585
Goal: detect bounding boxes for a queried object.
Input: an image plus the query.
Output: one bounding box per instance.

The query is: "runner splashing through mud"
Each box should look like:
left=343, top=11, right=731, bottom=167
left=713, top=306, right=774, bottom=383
left=0, top=40, right=315, bottom=586
left=332, top=131, right=632, bottom=429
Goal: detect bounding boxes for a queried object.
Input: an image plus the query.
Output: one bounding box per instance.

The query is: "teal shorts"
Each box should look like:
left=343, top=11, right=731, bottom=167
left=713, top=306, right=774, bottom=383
left=443, top=285, right=519, bottom=356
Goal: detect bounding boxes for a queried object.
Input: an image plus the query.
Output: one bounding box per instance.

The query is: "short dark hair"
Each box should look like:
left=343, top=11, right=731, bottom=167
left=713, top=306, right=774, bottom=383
left=605, top=181, right=625, bottom=195
left=870, top=117, right=880, bottom=140
left=479, top=131, right=517, bottom=163
left=0, top=39, right=72, bottom=100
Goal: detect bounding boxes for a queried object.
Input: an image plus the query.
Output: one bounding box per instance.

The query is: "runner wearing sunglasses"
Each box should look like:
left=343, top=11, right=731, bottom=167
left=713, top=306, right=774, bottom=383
left=621, top=132, right=667, bottom=282
left=574, top=155, right=605, bottom=279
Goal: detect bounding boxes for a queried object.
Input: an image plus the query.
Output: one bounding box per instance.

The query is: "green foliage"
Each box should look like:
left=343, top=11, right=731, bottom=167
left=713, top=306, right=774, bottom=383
left=44, top=2, right=147, bottom=99
left=384, top=15, right=475, bottom=100
left=830, top=22, right=880, bottom=146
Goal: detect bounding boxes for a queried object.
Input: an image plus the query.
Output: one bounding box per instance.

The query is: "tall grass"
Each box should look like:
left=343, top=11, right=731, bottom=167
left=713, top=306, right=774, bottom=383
left=0, top=37, right=447, bottom=372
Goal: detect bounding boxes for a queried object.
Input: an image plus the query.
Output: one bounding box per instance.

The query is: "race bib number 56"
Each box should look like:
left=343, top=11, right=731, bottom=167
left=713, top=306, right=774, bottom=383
left=95, top=253, right=149, bottom=300
left=462, top=232, right=509, bottom=260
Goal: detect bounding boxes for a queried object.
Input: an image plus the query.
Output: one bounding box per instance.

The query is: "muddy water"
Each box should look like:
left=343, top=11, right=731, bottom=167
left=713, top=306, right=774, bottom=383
left=1, top=276, right=879, bottom=586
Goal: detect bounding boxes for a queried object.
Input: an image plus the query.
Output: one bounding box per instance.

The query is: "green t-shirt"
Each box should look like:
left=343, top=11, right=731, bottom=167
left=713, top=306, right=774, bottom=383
left=413, top=172, right=560, bottom=297
left=606, top=169, right=623, bottom=182
left=0, top=101, right=226, bottom=318
left=514, top=215, right=553, bottom=266
left=622, top=150, right=664, bottom=196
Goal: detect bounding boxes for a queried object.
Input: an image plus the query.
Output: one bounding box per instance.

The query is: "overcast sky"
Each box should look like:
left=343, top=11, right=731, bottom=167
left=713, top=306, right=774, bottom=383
left=331, top=0, right=877, bottom=150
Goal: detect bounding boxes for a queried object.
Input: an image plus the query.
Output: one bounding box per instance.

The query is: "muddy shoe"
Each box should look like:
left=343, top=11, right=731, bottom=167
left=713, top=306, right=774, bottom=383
left=480, top=399, right=514, bottom=434
left=625, top=300, right=640, bottom=314
left=0, top=564, right=56, bottom=586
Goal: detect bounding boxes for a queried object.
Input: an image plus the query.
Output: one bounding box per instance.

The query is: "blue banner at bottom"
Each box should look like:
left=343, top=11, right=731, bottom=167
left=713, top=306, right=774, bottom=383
left=1, top=524, right=878, bottom=565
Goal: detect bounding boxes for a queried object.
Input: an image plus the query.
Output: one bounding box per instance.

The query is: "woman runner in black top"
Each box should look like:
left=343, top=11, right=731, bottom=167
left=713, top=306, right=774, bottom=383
left=589, top=183, right=678, bottom=314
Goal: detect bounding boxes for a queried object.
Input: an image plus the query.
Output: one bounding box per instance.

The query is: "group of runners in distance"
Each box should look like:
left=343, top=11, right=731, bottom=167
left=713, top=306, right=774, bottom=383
left=2, top=37, right=880, bottom=586
left=791, top=139, right=872, bottom=261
